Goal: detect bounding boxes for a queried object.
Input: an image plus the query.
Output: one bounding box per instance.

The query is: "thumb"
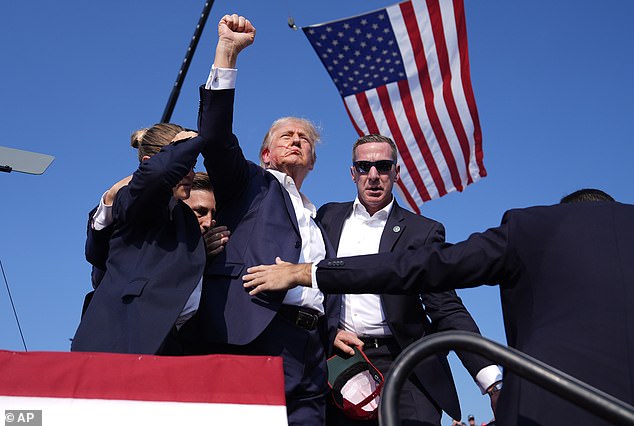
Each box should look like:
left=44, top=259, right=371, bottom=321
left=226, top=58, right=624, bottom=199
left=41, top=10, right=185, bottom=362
left=275, top=256, right=284, bottom=265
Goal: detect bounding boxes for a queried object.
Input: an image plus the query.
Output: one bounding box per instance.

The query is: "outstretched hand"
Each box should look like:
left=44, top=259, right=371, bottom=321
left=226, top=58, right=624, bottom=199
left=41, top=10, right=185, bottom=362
left=242, top=257, right=312, bottom=295
left=215, top=14, right=256, bottom=68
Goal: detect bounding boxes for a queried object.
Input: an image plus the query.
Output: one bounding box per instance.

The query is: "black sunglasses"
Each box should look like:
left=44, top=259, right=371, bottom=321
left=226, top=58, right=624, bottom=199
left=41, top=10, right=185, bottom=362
left=353, top=160, right=396, bottom=174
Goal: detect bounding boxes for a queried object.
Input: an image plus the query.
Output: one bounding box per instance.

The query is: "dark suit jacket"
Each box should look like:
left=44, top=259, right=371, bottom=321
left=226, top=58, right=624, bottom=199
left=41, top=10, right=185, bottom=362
left=196, top=87, right=337, bottom=348
left=316, top=201, right=634, bottom=425
left=72, top=131, right=207, bottom=355
left=317, top=200, right=494, bottom=420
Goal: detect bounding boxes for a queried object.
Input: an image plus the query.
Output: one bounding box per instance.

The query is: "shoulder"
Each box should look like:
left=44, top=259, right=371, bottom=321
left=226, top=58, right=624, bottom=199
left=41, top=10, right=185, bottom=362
left=317, top=201, right=352, bottom=221
left=395, top=204, right=443, bottom=229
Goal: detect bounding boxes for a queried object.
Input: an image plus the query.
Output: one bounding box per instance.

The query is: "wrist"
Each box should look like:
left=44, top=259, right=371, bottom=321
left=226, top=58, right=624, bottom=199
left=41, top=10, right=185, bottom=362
left=214, top=41, right=239, bottom=68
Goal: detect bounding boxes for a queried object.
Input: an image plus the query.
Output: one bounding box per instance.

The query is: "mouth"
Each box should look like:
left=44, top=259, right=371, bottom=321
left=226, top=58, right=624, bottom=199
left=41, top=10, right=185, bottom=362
left=366, top=187, right=383, bottom=196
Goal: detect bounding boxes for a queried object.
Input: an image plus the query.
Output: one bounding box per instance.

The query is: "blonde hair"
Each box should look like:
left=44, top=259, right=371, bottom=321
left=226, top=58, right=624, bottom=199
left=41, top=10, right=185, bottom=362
left=130, top=123, right=186, bottom=161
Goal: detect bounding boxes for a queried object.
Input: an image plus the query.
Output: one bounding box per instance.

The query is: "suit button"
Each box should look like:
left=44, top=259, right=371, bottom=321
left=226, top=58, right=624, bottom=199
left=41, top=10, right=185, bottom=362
left=295, top=241, right=301, bottom=248
left=328, top=261, right=334, bottom=266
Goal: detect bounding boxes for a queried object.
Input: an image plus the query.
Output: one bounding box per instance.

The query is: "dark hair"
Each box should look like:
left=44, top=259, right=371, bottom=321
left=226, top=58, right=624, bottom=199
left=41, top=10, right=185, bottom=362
left=560, top=188, right=615, bottom=204
left=352, top=134, right=398, bottom=162
left=191, top=171, right=213, bottom=192
left=130, top=123, right=186, bottom=161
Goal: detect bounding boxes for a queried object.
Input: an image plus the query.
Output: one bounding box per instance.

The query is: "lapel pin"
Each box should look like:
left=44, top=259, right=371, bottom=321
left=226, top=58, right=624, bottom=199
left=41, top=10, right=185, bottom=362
left=392, top=225, right=401, bottom=233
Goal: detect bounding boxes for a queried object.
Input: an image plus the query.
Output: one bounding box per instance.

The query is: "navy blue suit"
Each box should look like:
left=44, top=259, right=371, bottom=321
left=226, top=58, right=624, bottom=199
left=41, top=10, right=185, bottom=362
left=191, top=87, right=337, bottom=426
left=318, top=201, right=495, bottom=423
left=72, top=133, right=206, bottom=355
left=316, top=201, right=634, bottom=425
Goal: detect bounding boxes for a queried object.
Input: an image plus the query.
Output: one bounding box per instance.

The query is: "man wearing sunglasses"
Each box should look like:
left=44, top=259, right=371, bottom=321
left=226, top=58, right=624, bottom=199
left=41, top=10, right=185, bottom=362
left=316, top=134, right=501, bottom=425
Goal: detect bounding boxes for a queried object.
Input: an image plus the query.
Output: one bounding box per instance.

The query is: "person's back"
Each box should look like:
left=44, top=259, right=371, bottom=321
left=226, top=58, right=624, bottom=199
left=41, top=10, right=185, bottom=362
left=493, top=200, right=634, bottom=423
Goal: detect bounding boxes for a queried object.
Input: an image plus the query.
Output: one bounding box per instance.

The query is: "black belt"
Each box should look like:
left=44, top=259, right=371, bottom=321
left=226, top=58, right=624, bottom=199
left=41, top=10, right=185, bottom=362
left=277, top=305, right=320, bottom=331
left=359, top=336, right=396, bottom=349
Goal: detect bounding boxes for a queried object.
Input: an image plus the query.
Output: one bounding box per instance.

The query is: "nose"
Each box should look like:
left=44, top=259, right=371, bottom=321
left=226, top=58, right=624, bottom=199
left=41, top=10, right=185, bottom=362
left=367, top=165, right=380, bottom=179
left=290, top=133, right=302, bottom=146
left=200, top=213, right=212, bottom=233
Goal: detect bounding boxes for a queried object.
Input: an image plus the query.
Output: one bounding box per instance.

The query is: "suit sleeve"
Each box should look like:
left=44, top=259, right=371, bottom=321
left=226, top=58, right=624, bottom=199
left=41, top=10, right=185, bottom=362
left=113, top=136, right=204, bottom=226
left=198, top=87, right=252, bottom=207
left=85, top=206, right=113, bottom=289
left=316, top=219, right=510, bottom=295
left=419, top=220, right=499, bottom=378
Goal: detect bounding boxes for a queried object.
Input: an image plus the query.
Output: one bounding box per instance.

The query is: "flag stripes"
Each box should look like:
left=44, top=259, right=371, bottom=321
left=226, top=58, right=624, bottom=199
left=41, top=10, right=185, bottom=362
left=303, top=0, right=486, bottom=213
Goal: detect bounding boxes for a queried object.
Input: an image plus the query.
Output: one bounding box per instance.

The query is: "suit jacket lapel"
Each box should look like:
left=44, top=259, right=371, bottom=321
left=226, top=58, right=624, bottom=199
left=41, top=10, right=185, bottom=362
left=277, top=177, right=301, bottom=236
left=379, top=201, right=406, bottom=252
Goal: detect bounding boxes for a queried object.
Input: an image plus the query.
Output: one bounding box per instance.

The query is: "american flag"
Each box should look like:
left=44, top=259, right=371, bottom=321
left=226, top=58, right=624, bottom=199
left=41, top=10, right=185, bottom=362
left=303, top=0, right=485, bottom=213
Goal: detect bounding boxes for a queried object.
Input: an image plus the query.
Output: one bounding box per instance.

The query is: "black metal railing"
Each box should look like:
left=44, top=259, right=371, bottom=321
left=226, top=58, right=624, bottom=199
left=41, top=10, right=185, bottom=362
left=379, top=331, right=634, bottom=426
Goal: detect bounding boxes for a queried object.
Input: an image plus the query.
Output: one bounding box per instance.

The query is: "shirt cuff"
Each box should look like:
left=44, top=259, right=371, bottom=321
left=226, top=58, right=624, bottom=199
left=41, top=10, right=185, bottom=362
left=311, top=263, right=319, bottom=289
left=205, top=65, right=237, bottom=90
left=91, top=191, right=114, bottom=231
left=475, top=365, right=503, bottom=394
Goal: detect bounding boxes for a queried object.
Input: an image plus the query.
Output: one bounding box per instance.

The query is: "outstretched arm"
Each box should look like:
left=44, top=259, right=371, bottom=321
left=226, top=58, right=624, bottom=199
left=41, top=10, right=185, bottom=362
left=243, top=257, right=312, bottom=295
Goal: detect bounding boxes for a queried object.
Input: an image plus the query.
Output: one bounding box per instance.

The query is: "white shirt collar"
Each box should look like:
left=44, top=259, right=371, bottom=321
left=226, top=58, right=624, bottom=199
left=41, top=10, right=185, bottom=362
left=352, top=196, right=394, bottom=221
left=267, top=169, right=317, bottom=218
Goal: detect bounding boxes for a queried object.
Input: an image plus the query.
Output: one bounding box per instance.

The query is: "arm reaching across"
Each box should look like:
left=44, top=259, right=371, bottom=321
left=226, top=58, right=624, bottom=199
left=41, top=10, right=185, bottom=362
left=243, top=257, right=312, bottom=295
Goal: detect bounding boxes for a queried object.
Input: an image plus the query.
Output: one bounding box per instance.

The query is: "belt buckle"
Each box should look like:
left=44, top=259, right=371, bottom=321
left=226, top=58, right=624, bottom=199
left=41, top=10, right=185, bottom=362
left=296, top=310, right=318, bottom=330
left=367, top=338, right=379, bottom=349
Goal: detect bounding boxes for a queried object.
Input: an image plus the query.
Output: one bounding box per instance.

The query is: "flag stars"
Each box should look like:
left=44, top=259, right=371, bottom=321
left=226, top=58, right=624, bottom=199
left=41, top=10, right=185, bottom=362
left=304, top=9, right=407, bottom=97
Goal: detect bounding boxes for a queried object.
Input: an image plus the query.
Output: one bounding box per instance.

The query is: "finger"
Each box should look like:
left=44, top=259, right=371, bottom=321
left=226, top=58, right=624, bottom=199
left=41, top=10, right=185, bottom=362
left=245, top=19, right=256, bottom=35
left=246, top=265, right=266, bottom=273
left=237, top=15, right=246, bottom=32
left=208, top=246, right=224, bottom=256
left=275, top=257, right=284, bottom=265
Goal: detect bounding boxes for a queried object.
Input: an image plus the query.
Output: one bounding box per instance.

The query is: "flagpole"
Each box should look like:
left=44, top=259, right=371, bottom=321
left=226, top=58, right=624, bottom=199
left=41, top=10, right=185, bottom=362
left=161, top=0, right=215, bottom=123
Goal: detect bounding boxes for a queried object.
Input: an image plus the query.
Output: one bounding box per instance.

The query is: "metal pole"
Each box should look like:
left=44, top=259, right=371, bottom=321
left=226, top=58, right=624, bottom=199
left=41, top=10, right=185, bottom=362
left=160, top=0, right=215, bottom=123
left=379, top=331, right=634, bottom=426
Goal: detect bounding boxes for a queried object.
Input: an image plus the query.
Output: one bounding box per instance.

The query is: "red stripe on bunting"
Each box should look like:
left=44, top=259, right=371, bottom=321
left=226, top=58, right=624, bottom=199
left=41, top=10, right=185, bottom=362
left=0, top=350, right=285, bottom=406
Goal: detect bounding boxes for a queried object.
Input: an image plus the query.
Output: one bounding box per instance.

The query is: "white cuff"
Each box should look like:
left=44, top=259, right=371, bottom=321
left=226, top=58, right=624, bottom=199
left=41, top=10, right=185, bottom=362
left=475, top=365, right=503, bottom=394
left=311, top=263, right=319, bottom=289
left=205, top=66, right=237, bottom=90
left=91, top=191, right=114, bottom=231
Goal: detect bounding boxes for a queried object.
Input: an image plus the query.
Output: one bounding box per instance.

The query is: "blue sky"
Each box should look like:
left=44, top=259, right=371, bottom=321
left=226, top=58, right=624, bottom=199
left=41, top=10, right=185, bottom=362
left=1, top=0, right=633, bottom=423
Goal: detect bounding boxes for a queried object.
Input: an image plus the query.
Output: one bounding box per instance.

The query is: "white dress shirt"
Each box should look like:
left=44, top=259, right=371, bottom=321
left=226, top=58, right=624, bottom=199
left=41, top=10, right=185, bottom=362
left=338, top=198, right=394, bottom=337
left=205, top=66, right=326, bottom=315
left=334, top=197, right=502, bottom=393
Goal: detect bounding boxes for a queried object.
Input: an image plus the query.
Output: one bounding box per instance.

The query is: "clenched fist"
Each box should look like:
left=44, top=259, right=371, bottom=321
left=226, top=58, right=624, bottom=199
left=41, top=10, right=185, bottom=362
left=215, top=14, right=256, bottom=68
